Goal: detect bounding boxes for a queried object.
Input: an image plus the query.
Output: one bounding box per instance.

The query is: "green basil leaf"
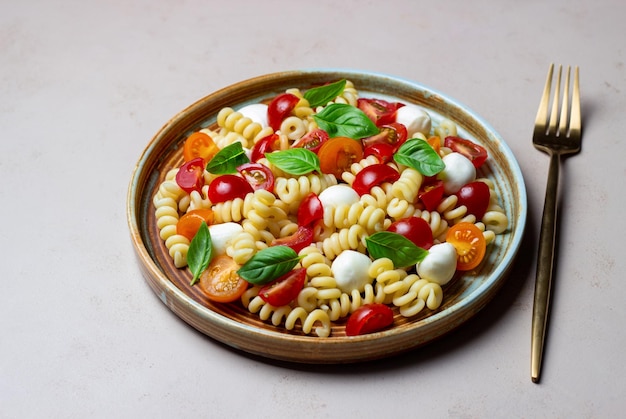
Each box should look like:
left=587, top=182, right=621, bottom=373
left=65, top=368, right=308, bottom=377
left=393, top=138, right=445, bottom=176
left=237, top=246, right=302, bottom=285
left=205, top=142, right=250, bottom=174
left=365, top=231, right=428, bottom=268
left=312, top=103, right=379, bottom=139
left=264, top=148, right=321, bottom=175
left=187, top=222, right=213, bottom=285
left=303, top=79, right=347, bottom=108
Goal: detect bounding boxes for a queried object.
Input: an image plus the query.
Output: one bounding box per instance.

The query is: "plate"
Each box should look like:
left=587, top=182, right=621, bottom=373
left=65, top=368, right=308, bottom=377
left=127, top=69, right=527, bottom=363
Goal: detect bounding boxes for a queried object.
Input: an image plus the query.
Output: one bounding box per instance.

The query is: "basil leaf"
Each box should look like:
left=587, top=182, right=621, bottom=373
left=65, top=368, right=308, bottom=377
left=237, top=246, right=302, bottom=285
left=393, top=138, right=445, bottom=176
left=365, top=231, right=428, bottom=268
left=187, top=222, right=213, bottom=285
left=304, top=79, right=347, bottom=108
left=205, top=142, right=250, bottom=174
left=313, top=103, right=379, bottom=139
left=264, top=148, right=321, bottom=175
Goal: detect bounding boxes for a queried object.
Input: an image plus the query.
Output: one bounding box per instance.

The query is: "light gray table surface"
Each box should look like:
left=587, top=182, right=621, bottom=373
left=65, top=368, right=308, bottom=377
left=2, top=0, right=624, bottom=417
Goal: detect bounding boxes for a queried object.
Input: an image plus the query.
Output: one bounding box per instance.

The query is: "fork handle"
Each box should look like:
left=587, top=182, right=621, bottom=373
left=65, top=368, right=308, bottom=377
left=531, top=151, right=561, bottom=383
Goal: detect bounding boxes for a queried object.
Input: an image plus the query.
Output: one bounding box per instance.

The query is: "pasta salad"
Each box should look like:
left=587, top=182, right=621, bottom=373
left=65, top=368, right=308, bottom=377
left=152, top=79, right=509, bottom=337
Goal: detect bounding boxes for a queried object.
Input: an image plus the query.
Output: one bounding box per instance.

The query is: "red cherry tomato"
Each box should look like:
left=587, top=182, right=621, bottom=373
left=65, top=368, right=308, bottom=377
left=387, top=216, right=434, bottom=249
left=357, top=98, right=403, bottom=127
left=292, top=128, right=329, bottom=154
left=258, top=268, right=307, bottom=307
left=352, top=164, right=400, bottom=196
left=251, top=133, right=281, bottom=162
left=363, top=142, right=396, bottom=164
left=297, top=193, right=323, bottom=227
left=267, top=93, right=300, bottom=131
left=361, top=122, right=408, bottom=151
left=317, top=137, right=363, bottom=178
left=175, top=157, right=205, bottom=193
left=456, top=181, right=490, bottom=220
left=271, top=225, right=314, bottom=253
left=418, top=180, right=444, bottom=211
left=345, top=303, right=394, bottom=336
left=444, top=136, right=488, bottom=168
left=207, top=174, right=253, bottom=203
left=237, top=162, right=275, bottom=192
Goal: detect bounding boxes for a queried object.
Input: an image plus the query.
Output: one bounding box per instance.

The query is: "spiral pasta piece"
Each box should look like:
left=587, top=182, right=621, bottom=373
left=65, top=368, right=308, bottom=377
left=216, top=107, right=273, bottom=148
left=226, top=230, right=257, bottom=264
left=321, top=283, right=387, bottom=321
left=274, top=173, right=337, bottom=205
left=386, top=197, right=421, bottom=220
left=318, top=225, right=368, bottom=260
left=153, top=193, right=189, bottom=268
left=279, top=116, right=307, bottom=141
left=323, top=201, right=387, bottom=233
left=391, top=167, right=423, bottom=202
left=245, top=296, right=331, bottom=337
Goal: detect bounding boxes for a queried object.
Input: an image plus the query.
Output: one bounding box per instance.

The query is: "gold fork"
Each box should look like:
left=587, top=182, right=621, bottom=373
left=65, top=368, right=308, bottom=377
left=531, top=64, right=582, bottom=383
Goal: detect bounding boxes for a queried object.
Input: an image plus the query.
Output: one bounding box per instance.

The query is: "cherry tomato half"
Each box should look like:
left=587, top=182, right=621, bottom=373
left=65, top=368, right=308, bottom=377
left=317, top=137, right=363, bottom=178
left=445, top=222, right=487, bottom=271
left=387, top=216, right=433, bottom=249
left=258, top=268, right=307, bottom=306
left=176, top=209, right=214, bottom=241
left=251, top=133, right=281, bottom=162
left=237, top=162, right=275, bottom=192
left=207, top=174, right=254, bottom=204
left=363, top=142, right=396, bottom=164
left=345, top=303, right=394, bottom=336
left=292, top=128, right=329, bottom=154
left=183, top=131, right=219, bottom=162
left=271, top=225, right=314, bottom=253
left=357, top=98, right=403, bottom=127
left=418, top=180, right=444, bottom=211
left=297, top=192, right=323, bottom=227
left=175, top=157, right=205, bottom=193
left=199, top=255, right=249, bottom=303
left=352, top=164, right=400, bottom=196
left=268, top=93, right=300, bottom=131
left=456, top=181, right=490, bottom=220
left=444, top=136, right=488, bottom=169
left=361, top=122, right=408, bottom=151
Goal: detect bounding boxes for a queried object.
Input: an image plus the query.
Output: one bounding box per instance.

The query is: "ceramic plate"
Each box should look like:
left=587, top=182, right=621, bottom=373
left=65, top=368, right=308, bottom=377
left=127, top=70, right=527, bottom=363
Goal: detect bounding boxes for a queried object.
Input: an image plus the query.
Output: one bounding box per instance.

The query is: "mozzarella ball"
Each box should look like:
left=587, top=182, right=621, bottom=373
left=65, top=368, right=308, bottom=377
left=395, top=104, right=432, bottom=137
left=237, top=103, right=269, bottom=127
left=208, top=222, right=244, bottom=255
left=318, top=184, right=360, bottom=209
left=331, top=250, right=373, bottom=293
left=416, top=242, right=458, bottom=285
left=438, top=152, right=476, bottom=194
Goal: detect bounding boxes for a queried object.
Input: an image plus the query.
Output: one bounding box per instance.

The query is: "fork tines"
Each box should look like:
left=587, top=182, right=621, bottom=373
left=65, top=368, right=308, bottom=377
left=535, top=64, right=581, bottom=139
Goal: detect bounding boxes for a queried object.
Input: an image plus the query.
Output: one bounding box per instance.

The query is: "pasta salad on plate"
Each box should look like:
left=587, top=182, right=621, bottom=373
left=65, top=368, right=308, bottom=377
left=151, top=78, right=509, bottom=338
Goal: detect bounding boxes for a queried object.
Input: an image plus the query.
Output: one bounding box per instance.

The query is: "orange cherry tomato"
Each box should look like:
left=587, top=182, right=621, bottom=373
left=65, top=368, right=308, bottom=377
left=317, top=137, right=363, bottom=178
left=426, top=136, right=441, bottom=154
left=199, top=255, right=248, bottom=303
left=445, top=222, right=487, bottom=271
left=176, top=209, right=214, bottom=241
left=183, top=131, right=219, bottom=162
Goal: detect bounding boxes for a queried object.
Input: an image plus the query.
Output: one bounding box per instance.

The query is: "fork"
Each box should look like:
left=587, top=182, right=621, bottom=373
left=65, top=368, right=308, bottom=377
left=531, top=64, right=582, bottom=383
